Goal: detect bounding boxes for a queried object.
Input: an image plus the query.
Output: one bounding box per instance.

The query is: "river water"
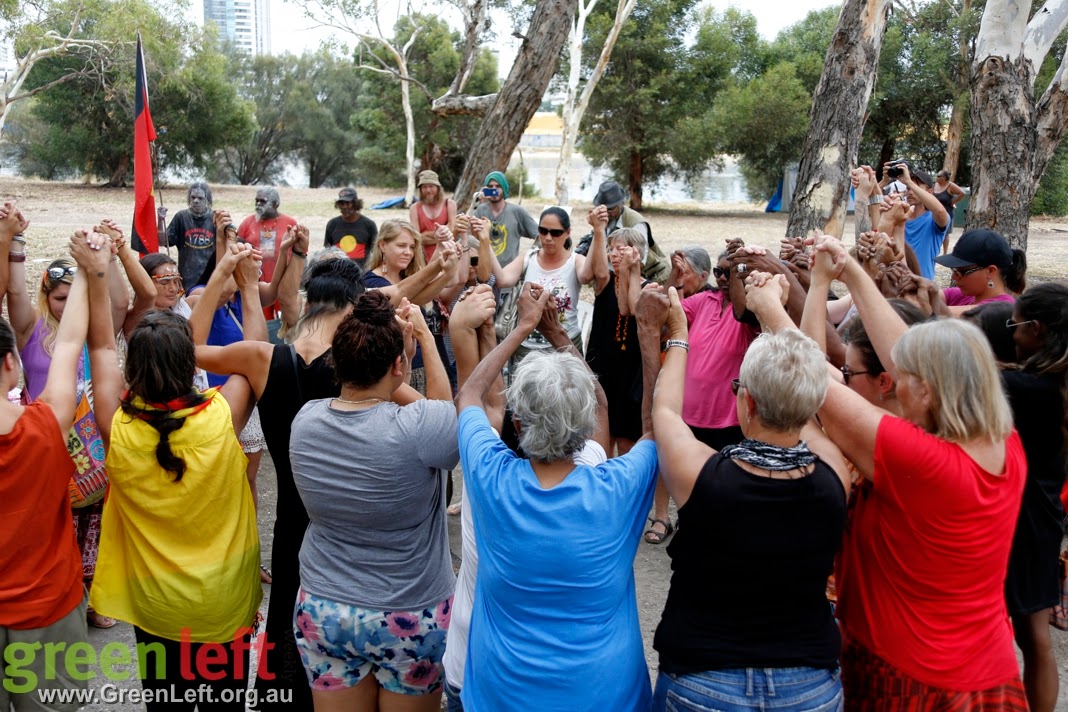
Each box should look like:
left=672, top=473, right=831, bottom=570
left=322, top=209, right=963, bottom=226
left=513, top=150, right=755, bottom=205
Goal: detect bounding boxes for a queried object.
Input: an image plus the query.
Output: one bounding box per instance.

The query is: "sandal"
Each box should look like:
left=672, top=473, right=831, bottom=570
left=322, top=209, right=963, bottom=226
left=260, top=564, right=273, bottom=585
left=644, top=517, right=675, bottom=545
left=87, top=608, right=117, bottom=629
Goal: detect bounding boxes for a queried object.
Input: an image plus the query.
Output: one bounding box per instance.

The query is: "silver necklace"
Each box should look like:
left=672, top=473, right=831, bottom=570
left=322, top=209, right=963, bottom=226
left=334, top=396, right=386, bottom=406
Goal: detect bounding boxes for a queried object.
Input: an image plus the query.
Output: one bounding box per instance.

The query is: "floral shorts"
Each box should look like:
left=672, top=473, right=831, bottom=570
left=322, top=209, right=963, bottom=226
left=294, top=586, right=451, bottom=695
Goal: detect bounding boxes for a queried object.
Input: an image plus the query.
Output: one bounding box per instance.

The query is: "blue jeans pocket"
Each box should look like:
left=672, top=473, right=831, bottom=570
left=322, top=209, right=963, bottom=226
left=657, top=668, right=842, bottom=712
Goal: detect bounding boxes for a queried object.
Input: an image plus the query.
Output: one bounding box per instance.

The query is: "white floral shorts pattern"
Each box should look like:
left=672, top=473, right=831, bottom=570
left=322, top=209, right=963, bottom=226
left=294, top=586, right=452, bottom=695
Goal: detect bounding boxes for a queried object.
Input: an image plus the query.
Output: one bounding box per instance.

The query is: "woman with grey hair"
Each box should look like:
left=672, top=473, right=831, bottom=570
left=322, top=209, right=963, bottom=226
left=454, top=282, right=659, bottom=711
left=642, top=282, right=851, bottom=712
left=750, top=236, right=1028, bottom=709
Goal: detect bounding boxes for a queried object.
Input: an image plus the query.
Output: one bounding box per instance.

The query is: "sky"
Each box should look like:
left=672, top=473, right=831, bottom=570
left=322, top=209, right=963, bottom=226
left=269, top=0, right=842, bottom=61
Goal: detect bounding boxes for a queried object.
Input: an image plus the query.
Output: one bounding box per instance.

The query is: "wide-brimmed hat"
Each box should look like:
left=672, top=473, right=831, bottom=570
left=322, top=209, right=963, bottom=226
left=336, top=187, right=358, bottom=203
left=934, top=229, right=1012, bottom=270
left=594, top=181, right=626, bottom=209
left=417, top=170, right=442, bottom=189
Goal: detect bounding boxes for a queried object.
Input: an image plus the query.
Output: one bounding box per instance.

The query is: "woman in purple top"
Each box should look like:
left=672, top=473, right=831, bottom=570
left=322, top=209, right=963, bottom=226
left=935, top=229, right=1026, bottom=315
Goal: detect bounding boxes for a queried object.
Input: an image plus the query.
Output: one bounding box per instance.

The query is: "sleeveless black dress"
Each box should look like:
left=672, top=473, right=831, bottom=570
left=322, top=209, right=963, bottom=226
left=254, top=345, right=338, bottom=710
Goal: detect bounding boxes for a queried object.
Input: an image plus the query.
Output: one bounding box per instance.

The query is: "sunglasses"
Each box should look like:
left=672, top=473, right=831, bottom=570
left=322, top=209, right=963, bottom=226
left=840, top=365, right=871, bottom=385
left=45, top=266, right=77, bottom=282
left=730, top=378, right=745, bottom=396
left=713, top=267, right=729, bottom=278
left=1005, top=318, right=1035, bottom=331
left=951, top=264, right=983, bottom=278
left=152, top=274, right=183, bottom=286
left=538, top=226, right=566, bottom=238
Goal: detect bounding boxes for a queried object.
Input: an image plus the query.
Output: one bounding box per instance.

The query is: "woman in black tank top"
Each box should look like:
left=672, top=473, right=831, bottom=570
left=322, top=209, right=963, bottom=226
left=637, top=284, right=851, bottom=712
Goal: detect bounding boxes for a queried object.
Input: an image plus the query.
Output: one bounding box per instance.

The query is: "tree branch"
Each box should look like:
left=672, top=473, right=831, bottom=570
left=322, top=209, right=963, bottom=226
left=974, top=0, right=1030, bottom=64
left=1034, top=35, right=1068, bottom=182
left=431, top=92, right=497, bottom=116
left=1024, top=0, right=1068, bottom=72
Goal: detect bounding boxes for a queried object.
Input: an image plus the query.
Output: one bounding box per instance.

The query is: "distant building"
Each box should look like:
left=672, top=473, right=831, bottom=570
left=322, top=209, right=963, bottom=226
left=519, top=112, right=564, bottom=149
left=203, top=0, right=270, bottom=55
left=0, top=33, right=16, bottom=78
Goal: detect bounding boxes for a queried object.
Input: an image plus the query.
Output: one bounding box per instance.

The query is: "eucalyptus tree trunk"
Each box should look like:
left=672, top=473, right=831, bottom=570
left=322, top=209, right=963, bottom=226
left=452, top=0, right=581, bottom=211
left=966, top=0, right=1068, bottom=251
left=786, top=0, right=892, bottom=239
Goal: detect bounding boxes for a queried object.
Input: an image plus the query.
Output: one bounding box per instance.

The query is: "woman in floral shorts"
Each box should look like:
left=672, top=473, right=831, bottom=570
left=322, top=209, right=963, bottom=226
left=290, top=290, right=461, bottom=711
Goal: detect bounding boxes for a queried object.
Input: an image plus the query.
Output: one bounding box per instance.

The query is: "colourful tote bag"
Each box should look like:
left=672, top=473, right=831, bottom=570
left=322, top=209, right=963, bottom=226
left=67, top=347, right=107, bottom=507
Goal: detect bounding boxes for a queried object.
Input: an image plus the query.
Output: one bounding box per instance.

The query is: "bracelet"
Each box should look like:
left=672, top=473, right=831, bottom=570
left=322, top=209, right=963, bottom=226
left=291, top=248, right=307, bottom=258
left=8, top=252, right=26, bottom=262
left=867, top=193, right=884, bottom=205
left=12, top=233, right=26, bottom=244
left=665, top=339, right=689, bottom=352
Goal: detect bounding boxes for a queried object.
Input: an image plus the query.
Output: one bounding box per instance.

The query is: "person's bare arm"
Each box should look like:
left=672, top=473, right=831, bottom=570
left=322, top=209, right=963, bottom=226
left=814, top=235, right=908, bottom=382
left=456, top=284, right=549, bottom=413
left=743, top=272, right=795, bottom=334
left=450, top=284, right=499, bottom=416
left=579, top=207, right=611, bottom=293
left=896, top=164, right=949, bottom=229
left=536, top=290, right=610, bottom=451
left=948, top=181, right=965, bottom=205
left=0, top=202, right=22, bottom=299
left=277, top=224, right=308, bottom=328
left=189, top=243, right=248, bottom=346
left=799, top=248, right=848, bottom=363
left=37, top=232, right=99, bottom=431
left=405, top=241, right=462, bottom=306
left=472, top=217, right=493, bottom=284
left=649, top=287, right=714, bottom=508
left=220, top=373, right=255, bottom=435
left=257, top=225, right=293, bottom=308
left=73, top=230, right=122, bottom=447
left=408, top=305, right=451, bottom=401
left=489, top=244, right=527, bottom=289
left=105, top=236, right=130, bottom=338
left=99, top=221, right=156, bottom=337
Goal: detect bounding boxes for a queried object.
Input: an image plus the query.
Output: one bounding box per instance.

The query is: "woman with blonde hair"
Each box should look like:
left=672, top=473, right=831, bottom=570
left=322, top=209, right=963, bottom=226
left=750, top=235, right=1028, bottom=710
left=366, top=219, right=428, bottom=286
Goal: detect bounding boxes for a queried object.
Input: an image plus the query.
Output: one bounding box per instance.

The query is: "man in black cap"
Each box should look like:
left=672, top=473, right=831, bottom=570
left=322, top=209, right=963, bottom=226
left=877, top=162, right=949, bottom=280
left=324, top=187, right=378, bottom=269
left=578, top=180, right=670, bottom=283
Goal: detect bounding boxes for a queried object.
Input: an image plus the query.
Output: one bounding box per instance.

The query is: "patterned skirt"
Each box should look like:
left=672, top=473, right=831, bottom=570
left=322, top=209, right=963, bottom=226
left=841, top=635, right=1028, bottom=711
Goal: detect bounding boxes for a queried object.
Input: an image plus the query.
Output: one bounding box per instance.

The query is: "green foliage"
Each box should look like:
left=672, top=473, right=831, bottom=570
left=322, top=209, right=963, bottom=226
left=709, top=63, right=811, bottom=200
left=504, top=163, right=539, bottom=201
left=350, top=14, right=499, bottom=189
left=1032, top=141, right=1068, bottom=216
left=9, top=2, right=254, bottom=185
left=579, top=1, right=760, bottom=204
left=761, top=5, right=839, bottom=93
left=207, top=50, right=362, bottom=187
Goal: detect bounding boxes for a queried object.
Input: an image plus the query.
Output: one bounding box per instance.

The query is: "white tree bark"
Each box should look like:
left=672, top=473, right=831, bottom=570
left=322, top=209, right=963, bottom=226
left=968, top=0, right=1068, bottom=249
left=554, top=0, right=636, bottom=206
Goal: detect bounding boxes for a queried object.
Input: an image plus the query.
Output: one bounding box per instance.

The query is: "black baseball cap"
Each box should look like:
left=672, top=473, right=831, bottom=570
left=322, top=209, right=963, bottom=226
left=934, top=229, right=1012, bottom=270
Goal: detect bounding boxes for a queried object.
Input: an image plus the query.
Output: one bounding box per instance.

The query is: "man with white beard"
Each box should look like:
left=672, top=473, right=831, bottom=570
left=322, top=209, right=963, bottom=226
left=237, top=186, right=298, bottom=283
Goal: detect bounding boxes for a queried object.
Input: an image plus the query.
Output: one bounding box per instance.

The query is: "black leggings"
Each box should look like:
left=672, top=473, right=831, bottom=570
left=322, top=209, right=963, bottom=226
left=133, top=626, right=252, bottom=711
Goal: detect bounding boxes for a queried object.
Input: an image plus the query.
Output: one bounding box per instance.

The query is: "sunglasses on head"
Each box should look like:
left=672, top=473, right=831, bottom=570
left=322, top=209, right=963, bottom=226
left=45, top=266, right=77, bottom=281
left=538, top=226, right=566, bottom=238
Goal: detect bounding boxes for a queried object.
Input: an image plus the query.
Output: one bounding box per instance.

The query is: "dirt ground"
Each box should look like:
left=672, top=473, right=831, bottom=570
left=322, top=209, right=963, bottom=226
left=4, top=178, right=1068, bottom=286
left=5, top=177, right=1068, bottom=710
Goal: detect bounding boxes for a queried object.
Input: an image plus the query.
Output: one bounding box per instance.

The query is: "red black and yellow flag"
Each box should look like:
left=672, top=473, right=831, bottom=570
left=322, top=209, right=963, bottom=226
left=131, top=33, right=158, bottom=254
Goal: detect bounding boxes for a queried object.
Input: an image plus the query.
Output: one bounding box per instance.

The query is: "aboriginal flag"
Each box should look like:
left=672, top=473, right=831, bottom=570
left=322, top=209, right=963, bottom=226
left=131, top=33, right=158, bottom=254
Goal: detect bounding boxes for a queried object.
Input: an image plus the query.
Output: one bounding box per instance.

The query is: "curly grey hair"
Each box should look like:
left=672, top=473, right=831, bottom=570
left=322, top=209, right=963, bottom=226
left=506, top=350, right=597, bottom=462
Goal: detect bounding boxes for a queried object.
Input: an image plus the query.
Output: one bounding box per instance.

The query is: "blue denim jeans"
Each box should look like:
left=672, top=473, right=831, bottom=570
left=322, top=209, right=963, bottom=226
left=652, top=667, right=842, bottom=711
left=444, top=680, right=464, bottom=712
